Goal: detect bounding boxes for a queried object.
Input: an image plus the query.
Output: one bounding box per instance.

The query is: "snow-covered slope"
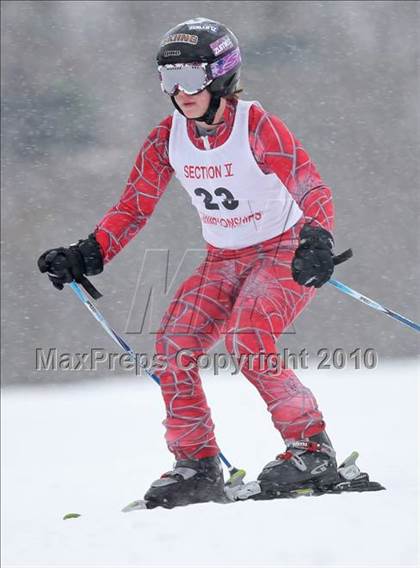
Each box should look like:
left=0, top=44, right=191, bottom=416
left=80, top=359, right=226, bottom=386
left=2, top=360, right=419, bottom=567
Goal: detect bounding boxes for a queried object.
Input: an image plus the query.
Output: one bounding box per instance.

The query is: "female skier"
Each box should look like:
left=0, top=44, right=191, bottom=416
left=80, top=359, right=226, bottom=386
left=38, top=18, right=341, bottom=508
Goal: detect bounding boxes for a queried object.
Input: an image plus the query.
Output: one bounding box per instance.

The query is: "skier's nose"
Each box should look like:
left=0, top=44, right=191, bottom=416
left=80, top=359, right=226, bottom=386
left=177, top=91, right=194, bottom=103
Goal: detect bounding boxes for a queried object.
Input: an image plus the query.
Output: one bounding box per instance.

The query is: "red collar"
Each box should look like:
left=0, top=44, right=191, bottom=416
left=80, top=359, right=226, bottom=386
left=186, top=98, right=238, bottom=148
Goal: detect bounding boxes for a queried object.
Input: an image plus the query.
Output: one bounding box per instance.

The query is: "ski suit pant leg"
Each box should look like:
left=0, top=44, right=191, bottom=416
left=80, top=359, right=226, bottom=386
left=154, top=228, right=325, bottom=460
left=223, top=238, right=325, bottom=442
left=154, top=256, right=236, bottom=460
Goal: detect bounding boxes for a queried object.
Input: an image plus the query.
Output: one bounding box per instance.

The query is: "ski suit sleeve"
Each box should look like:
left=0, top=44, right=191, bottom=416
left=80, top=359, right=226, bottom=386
left=94, top=116, right=174, bottom=263
left=249, top=105, right=334, bottom=232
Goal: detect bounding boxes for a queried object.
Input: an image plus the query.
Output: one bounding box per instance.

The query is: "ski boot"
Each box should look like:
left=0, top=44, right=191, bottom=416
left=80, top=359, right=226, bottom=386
left=142, top=455, right=226, bottom=509
left=256, top=431, right=339, bottom=497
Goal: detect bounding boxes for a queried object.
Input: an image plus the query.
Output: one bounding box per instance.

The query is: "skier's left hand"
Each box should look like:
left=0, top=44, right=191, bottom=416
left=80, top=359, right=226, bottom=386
left=291, top=223, right=334, bottom=288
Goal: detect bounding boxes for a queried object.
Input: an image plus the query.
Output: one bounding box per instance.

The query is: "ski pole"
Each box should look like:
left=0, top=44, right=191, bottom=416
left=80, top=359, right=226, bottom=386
left=327, top=278, right=420, bottom=333
left=329, top=249, right=419, bottom=332
left=68, top=281, right=246, bottom=484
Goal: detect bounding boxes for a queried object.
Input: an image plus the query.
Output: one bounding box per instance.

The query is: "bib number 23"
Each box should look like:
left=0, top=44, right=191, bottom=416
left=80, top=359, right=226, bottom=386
left=194, top=187, right=239, bottom=211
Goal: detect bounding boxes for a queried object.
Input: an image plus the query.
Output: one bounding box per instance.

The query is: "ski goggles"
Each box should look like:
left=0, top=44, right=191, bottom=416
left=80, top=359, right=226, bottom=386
left=158, top=62, right=212, bottom=96
left=158, top=48, right=241, bottom=96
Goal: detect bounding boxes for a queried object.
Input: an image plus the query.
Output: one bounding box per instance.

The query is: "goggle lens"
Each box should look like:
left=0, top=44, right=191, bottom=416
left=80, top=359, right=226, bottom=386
left=158, top=63, right=211, bottom=96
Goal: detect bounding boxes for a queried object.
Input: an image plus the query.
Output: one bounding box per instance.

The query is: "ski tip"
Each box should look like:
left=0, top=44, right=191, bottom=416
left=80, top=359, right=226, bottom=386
left=367, top=481, right=386, bottom=492
left=122, top=499, right=149, bottom=512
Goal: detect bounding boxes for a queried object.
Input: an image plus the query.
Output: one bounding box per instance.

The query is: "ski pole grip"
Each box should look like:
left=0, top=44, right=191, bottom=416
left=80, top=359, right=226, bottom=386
left=333, top=248, right=353, bottom=266
left=47, top=252, right=103, bottom=300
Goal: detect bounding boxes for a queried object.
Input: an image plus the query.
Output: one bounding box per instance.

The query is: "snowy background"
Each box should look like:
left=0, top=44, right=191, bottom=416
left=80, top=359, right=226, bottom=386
left=1, top=2, right=419, bottom=567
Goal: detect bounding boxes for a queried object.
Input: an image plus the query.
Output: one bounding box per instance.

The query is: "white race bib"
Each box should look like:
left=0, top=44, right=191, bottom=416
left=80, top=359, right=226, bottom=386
left=168, top=100, right=302, bottom=249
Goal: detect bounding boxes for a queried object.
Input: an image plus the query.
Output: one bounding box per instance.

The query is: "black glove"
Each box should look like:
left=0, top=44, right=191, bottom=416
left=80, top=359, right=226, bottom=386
left=38, top=233, right=103, bottom=297
left=292, top=224, right=335, bottom=288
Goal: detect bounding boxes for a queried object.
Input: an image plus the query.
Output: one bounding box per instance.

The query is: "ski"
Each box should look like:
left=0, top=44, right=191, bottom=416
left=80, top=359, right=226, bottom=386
left=234, top=471, right=384, bottom=502
left=122, top=451, right=385, bottom=512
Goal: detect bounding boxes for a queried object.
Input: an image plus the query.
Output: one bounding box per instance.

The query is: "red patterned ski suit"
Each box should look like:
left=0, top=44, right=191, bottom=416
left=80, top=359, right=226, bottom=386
left=94, top=99, right=334, bottom=459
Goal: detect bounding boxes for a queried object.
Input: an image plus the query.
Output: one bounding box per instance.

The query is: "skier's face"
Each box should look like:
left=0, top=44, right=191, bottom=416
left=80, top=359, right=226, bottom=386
left=174, top=89, right=211, bottom=120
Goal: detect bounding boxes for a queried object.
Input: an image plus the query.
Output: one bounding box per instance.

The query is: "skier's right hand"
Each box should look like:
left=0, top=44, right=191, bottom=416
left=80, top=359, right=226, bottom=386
left=37, top=233, right=103, bottom=291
